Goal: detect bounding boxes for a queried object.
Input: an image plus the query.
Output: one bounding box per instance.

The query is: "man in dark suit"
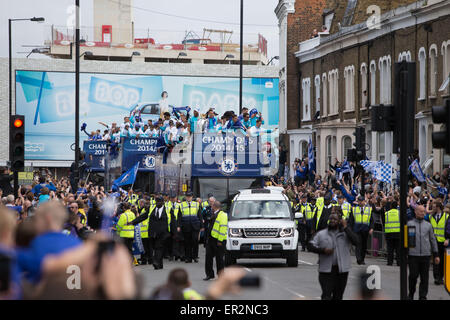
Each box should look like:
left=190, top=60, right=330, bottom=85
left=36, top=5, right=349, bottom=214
left=130, top=196, right=172, bottom=269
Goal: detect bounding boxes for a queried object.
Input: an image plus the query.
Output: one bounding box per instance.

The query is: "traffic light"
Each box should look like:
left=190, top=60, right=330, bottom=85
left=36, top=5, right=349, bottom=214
left=10, top=115, right=25, bottom=172
left=431, top=99, right=450, bottom=154
left=352, top=127, right=366, bottom=161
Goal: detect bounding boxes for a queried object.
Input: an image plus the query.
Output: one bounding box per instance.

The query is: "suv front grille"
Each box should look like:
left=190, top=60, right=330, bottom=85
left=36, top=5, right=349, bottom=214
left=243, top=228, right=278, bottom=238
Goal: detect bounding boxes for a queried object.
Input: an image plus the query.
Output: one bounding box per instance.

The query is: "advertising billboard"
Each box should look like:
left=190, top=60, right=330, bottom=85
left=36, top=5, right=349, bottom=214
left=16, top=70, right=279, bottom=161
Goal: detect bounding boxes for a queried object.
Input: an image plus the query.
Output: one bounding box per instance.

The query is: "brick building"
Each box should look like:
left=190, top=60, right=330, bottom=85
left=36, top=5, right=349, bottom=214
left=275, top=0, right=328, bottom=156
left=284, top=0, right=450, bottom=177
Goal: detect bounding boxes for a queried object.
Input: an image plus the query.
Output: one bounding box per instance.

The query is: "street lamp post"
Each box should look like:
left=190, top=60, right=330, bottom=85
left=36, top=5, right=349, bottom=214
left=8, top=17, right=45, bottom=118
left=239, top=0, right=243, bottom=115
left=74, top=0, right=80, bottom=190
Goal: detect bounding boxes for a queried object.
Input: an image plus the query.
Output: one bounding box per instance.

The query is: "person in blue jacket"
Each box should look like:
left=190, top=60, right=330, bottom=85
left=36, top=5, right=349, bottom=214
left=17, top=201, right=81, bottom=284
left=31, top=176, right=56, bottom=196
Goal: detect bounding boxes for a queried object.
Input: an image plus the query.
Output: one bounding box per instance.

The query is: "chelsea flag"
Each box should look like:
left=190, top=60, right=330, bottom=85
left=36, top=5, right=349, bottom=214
left=113, top=162, right=139, bottom=187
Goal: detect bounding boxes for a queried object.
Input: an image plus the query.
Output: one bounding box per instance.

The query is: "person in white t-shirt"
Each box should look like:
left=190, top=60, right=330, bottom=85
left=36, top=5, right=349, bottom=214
left=120, top=116, right=132, bottom=130
left=159, top=91, right=170, bottom=118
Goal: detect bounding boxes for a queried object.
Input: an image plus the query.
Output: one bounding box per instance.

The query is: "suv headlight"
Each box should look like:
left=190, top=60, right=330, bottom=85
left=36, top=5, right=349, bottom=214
left=279, top=227, right=294, bottom=237
left=229, top=228, right=243, bottom=238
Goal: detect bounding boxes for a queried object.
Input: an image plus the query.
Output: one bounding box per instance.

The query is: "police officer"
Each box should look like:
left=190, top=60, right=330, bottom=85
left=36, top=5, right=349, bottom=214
left=337, top=194, right=351, bottom=220
left=297, top=194, right=308, bottom=251
left=304, top=194, right=316, bottom=247
left=313, top=193, right=334, bottom=233
left=115, top=202, right=136, bottom=259
left=130, top=196, right=172, bottom=269
left=429, top=200, right=449, bottom=285
left=168, top=193, right=184, bottom=261
left=203, top=200, right=228, bottom=281
left=128, top=189, right=139, bottom=206
left=348, top=195, right=374, bottom=265
left=200, top=196, right=215, bottom=245
left=177, top=191, right=204, bottom=263
left=201, top=193, right=213, bottom=212
left=383, top=200, right=400, bottom=266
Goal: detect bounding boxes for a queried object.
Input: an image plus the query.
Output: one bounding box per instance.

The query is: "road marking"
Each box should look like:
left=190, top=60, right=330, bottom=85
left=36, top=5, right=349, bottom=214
left=262, top=276, right=305, bottom=298
left=298, top=259, right=314, bottom=265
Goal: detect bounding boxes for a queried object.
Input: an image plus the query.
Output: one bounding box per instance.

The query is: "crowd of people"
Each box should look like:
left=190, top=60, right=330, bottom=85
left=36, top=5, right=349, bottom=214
left=269, top=151, right=450, bottom=300
left=0, top=165, right=253, bottom=300
left=85, top=100, right=274, bottom=145
left=1, top=143, right=449, bottom=300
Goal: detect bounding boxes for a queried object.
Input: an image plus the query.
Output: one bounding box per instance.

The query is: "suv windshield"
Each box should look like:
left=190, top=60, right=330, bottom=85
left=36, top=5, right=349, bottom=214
left=230, top=200, right=291, bottom=220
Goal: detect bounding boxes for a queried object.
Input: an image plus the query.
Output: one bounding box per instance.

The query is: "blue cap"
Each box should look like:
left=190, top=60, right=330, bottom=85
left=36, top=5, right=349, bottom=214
left=249, top=108, right=258, bottom=116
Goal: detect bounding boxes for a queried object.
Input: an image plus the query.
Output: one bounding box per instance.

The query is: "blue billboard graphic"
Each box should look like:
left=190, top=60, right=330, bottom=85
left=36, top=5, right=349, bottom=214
left=122, top=138, right=158, bottom=172
left=83, top=140, right=107, bottom=172
left=16, top=70, right=279, bottom=161
left=191, top=133, right=275, bottom=177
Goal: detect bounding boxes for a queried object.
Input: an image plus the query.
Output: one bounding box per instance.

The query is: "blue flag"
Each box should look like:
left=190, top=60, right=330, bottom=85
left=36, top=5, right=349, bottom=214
left=409, top=159, right=425, bottom=183
left=113, top=161, right=139, bottom=187
left=308, top=137, right=315, bottom=172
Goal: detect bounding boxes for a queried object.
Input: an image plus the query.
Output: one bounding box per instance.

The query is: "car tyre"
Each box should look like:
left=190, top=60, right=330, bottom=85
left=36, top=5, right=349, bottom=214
left=224, top=251, right=237, bottom=266
left=286, top=248, right=298, bottom=267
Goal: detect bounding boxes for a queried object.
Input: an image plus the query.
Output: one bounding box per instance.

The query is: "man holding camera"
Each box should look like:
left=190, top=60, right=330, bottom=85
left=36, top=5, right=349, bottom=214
left=308, top=212, right=359, bottom=300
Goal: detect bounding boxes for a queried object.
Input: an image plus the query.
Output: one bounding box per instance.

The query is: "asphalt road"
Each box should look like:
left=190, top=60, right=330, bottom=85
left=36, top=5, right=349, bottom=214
left=136, top=247, right=450, bottom=300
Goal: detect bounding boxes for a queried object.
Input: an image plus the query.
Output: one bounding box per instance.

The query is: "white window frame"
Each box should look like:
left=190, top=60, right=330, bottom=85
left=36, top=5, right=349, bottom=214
left=418, top=47, right=427, bottom=100
left=378, top=55, right=392, bottom=104
left=360, top=63, right=368, bottom=109
left=327, top=69, right=339, bottom=115
left=398, top=51, right=412, bottom=62
left=429, top=44, right=438, bottom=97
left=342, top=135, right=352, bottom=160
left=302, top=77, right=311, bottom=121
left=441, top=40, right=450, bottom=96
left=322, top=73, right=328, bottom=116
left=370, top=60, right=377, bottom=106
left=314, top=75, right=321, bottom=119
left=344, top=65, right=355, bottom=111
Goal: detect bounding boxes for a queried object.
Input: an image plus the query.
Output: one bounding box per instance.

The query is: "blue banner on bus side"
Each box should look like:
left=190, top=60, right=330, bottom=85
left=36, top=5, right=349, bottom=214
left=191, top=133, right=273, bottom=177
left=83, top=140, right=107, bottom=172
left=121, top=138, right=158, bottom=172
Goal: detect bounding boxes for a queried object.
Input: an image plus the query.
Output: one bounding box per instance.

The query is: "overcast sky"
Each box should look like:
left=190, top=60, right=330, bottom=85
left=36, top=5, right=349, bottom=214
left=1, top=0, right=279, bottom=61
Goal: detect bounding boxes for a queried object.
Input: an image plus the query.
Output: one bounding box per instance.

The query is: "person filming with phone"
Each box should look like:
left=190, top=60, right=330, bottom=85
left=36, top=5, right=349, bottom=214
left=308, top=211, right=359, bottom=300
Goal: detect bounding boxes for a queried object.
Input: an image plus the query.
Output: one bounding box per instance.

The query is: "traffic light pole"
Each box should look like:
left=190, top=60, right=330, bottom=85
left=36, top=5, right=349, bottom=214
left=398, top=65, right=409, bottom=301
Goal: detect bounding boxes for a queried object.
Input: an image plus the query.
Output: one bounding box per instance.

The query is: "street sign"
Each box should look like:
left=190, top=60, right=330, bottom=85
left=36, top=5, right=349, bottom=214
left=445, top=248, right=450, bottom=295
left=18, top=166, right=34, bottom=186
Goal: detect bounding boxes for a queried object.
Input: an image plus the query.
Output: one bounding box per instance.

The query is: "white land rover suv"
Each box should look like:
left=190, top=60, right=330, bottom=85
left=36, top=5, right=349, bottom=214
left=225, top=187, right=300, bottom=267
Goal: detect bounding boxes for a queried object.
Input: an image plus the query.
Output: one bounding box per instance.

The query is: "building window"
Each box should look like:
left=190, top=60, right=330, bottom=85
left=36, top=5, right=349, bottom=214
left=326, top=136, right=332, bottom=170
left=441, top=40, right=450, bottom=95
left=322, top=73, right=328, bottom=116
left=360, top=63, right=368, bottom=109
left=300, top=140, right=308, bottom=159
left=398, top=51, right=412, bottom=62
left=378, top=132, right=385, bottom=161
left=342, top=135, right=352, bottom=159
left=429, top=44, right=438, bottom=97
left=418, top=48, right=427, bottom=100
left=302, top=78, right=311, bottom=122
left=315, top=75, right=321, bottom=118
left=370, top=60, right=377, bottom=106
left=344, top=65, right=355, bottom=111
left=378, top=55, right=392, bottom=104
left=328, top=69, right=339, bottom=115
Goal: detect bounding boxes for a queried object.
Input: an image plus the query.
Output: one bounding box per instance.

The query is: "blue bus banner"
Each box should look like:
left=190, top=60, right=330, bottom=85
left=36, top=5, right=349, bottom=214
left=191, top=132, right=277, bottom=177
left=122, top=138, right=158, bottom=172
left=83, top=140, right=107, bottom=172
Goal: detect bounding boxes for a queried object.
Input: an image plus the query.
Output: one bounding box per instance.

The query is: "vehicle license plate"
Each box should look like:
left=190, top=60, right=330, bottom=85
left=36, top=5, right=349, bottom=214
left=251, top=244, right=272, bottom=250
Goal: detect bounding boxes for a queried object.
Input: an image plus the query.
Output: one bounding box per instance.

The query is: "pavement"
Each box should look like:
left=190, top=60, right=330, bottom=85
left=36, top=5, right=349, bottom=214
left=136, top=247, right=450, bottom=300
